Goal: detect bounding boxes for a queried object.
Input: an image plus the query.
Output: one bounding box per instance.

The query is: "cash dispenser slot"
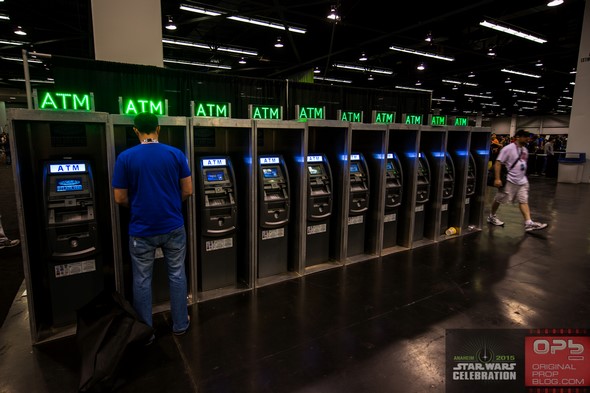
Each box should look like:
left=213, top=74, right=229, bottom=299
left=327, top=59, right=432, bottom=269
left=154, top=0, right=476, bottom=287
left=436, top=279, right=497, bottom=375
left=385, top=155, right=403, bottom=209
left=198, top=157, right=238, bottom=291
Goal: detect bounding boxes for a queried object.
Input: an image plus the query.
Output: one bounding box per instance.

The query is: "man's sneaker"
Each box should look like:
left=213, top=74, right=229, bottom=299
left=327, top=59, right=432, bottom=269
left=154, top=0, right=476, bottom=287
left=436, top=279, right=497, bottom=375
left=525, top=221, right=548, bottom=232
left=0, top=239, right=20, bottom=250
left=487, top=215, right=504, bottom=226
left=173, top=315, right=190, bottom=336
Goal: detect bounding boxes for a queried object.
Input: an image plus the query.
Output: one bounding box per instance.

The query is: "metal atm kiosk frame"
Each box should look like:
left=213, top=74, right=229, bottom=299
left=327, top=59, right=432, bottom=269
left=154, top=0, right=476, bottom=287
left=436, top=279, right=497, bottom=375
left=257, top=154, right=291, bottom=278
left=463, top=152, right=477, bottom=228
left=347, top=153, right=370, bottom=258
left=383, top=153, right=403, bottom=249
left=413, top=152, right=431, bottom=241
left=305, top=154, right=333, bottom=266
left=197, top=156, right=238, bottom=291
left=440, top=152, right=456, bottom=235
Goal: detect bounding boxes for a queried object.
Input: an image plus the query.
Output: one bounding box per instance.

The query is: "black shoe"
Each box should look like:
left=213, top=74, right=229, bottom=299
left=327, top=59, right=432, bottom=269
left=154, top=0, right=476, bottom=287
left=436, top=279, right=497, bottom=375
left=144, top=333, right=156, bottom=346
left=173, top=316, right=191, bottom=336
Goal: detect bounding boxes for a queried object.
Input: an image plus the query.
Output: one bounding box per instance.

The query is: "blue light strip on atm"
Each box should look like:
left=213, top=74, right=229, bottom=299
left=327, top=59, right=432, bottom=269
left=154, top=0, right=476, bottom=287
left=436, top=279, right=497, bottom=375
left=432, top=152, right=445, bottom=157
left=455, top=150, right=468, bottom=156
left=307, top=155, right=323, bottom=162
left=476, top=149, right=489, bottom=156
left=260, top=157, right=280, bottom=164
left=387, top=153, right=393, bottom=159
left=202, top=158, right=227, bottom=167
left=49, top=163, right=86, bottom=173
left=350, top=154, right=360, bottom=161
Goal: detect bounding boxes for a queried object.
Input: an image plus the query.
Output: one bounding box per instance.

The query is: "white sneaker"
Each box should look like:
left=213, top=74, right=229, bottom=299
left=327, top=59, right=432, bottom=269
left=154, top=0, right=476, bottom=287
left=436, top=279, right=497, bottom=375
left=487, top=215, right=504, bottom=226
left=525, top=221, right=547, bottom=232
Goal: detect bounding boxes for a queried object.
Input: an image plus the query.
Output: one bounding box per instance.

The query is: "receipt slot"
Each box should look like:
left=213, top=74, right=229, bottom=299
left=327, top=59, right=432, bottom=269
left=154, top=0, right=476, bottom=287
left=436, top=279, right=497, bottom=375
left=305, top=154, right=333, bottom=266
left=347, top=153, right=370, bottom=257
left=258, top=155, right=290, bottom=278
left=383, top=153, right=403, bottom=248
left=413, top=152, right=431, bottom=241
left=42, top=160, right=102, bottom=325
left=197, top=157, right=237, bottom=291
left=440, top=152, right=456, bottom=235
left=464, top=152, right=477, bottom=228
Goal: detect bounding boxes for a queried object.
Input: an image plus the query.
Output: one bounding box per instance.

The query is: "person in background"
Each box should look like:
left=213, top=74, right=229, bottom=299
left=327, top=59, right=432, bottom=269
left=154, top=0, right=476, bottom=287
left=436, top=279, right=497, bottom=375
left=542, top=136, right=554, bottom=176
left=112, top=112, right=192, bottom=341
left=490, top=133, right=503, bottom=166
left=0, top=214, right=20, bottom=249
left=0, top=126, right=11, bottom=165
left=487, top=129, right=548, bottom=232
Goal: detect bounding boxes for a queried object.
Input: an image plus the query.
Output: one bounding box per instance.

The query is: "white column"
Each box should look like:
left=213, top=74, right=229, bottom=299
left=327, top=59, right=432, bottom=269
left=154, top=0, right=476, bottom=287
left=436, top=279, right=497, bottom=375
left=564, top=0, right=590, bottom=183
left=91, top=0, right=163, bottom=67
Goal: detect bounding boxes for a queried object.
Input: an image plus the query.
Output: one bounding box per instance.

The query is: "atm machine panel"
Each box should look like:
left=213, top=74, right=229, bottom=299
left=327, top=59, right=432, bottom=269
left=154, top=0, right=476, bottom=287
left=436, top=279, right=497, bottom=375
left=347, top=153, right=370, bottom=257
left=441, top=153, right=456, bottom=235
left=305, top=154, right=333, bottom=266
left=383, top=153, right=403, bottom=248
left=466, top=152, right=476, bottom=196
left=413, top=152, right=431, bottom=241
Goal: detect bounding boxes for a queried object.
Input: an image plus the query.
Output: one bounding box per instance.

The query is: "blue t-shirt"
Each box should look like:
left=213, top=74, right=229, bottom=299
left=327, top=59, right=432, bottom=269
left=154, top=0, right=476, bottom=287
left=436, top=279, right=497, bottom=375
left=112, top=143, right=191, bottom=236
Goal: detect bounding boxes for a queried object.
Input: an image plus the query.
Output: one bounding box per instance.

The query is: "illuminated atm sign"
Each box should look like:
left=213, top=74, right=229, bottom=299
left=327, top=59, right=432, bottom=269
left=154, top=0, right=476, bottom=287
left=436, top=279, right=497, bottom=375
left=49, top=163, right=87, bottom=173
left=372, top=111, right=396, bottom=124
left=119, top=97, right=167, bottom=115
left=194, top=102, right=231, bottom=118
left=403, top=114, right=423, bottom=125
left=430, top=115, right=447, bottom=126
left=249, top=105, right=283, bottom=120
left=453, top=116, right=469, bottom=126
left=296, top=105, right=325, bottom=120
left=339, top=110, right=363, bottom=122
left=36, top=91, right=94, bottom=112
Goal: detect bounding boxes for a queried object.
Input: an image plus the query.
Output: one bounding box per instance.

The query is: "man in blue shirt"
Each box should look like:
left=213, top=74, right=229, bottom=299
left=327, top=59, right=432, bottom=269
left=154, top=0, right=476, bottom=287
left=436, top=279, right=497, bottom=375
left=112, top=112, right=192, bottom=338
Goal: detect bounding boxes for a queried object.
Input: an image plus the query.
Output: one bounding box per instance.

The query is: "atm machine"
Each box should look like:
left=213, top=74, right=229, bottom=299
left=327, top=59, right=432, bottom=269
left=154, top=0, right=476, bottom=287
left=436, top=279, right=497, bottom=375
left=413, top=152, right=431, bottom=241
left=440, top=152, right=456, bottom=234
left=258, top=155, right=290, bottom=277
left=383, top=153, right=403, bottom=248
left=197, top=156, right=238, bottom=291
left=305, top=154, right=333, bottom=266
left=42, top=160, right=102, bottom=325
left=463, top=152, right=477, bottom=227
left=347, top=153, right=370, bottom=257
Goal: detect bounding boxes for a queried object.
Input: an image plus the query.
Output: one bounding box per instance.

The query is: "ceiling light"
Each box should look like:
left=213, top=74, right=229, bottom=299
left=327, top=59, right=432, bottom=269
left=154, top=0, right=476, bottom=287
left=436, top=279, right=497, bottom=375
left=313, top=67, right=321, bottom=74
left=468, top=72, right=475, bottom=78
left=518, top=99, right=537, bottom=104
left=314, top=76, right=352, bottom=84
left=359, top=52, right=367, bottom=61
left=501, top=68, right=542, bottom=78
left=333, top=63, right=393, bottom=75
left=165, top=16, right=177, bottom=30
left=389, top=45, right=454, bottom=61
left=274, top=37, right=284, bottom=48
left=0, top=39, right=27, bottom=46
left=8, top=78, right=54, bottom=84
left=432, top=98, right=455, bottom=103
left=227, top=15, right=306, bottom=33
left=442, top=79, right=478, bottom=87
left=163, top=58, right=232, bottom=69
left=367, top=74, right=374, bottom=81
left=570, top=82, right=575, bottom=85
left=415, top=80, right=422, bottom=86
left=1, top=55, right=42, bottom=63
left=570, top=68, right=577, bottom=74
left=452, top=85, right=458, bottom=90
left=487, top=48, right=496, bottom=56
left=547, top=0, right=564, bottom=6
left=417, top=63, right=425, bottom=71
left=0, top=13, right=10, bottom=20
left=505, top=77, right=512, bottom=83
left=425, top=32, right=432, bottom=42
left=509, top=88, right=538, bottom=95
left=395, top=85, right=433, bottom=93
left=535, top=59, right=543, bottom=67
left=179, top=4, right=224, bottom=16
left=14, top=26, right=26, bottom=36
left=465, top=93, right=493, bottom=99
left=480, top=19, right=547, bottom=44
left=327, top=5, right=340, bottom=21
left=162, top=38, right=258, bottom=56
left=238, top=57, right=246, bottom=64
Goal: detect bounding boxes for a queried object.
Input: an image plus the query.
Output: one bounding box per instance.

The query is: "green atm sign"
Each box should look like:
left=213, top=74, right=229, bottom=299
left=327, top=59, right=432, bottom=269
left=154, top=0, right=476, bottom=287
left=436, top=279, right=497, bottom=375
left=340, top=110, right=363, bottom=122
left=454, top=116, right=469, bottom=126
left=404, top=114, right=423, bottom=125
left=372, top=111, right=396, bottom=124
left=36, top=91, right=93, bottom=111
left=430, top=115, right=447, bottom=126
left=249, top=104, right=282, bottom=120
left=120, top=97, right=167, bottom=115
left=296, top=106, right=325, bottom=120
left=194, top=102, right=231, bottom=118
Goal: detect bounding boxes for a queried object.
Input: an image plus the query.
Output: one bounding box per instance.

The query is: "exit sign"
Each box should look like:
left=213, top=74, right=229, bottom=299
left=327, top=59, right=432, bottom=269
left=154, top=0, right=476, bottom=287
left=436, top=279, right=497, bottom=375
left=249, top=104, right=283, bottom=120
left=193, top=102, right=231, bottom=118
left=403, top=114, right=423, bottom=125
left=35, top=90, right=94, bottom=111
left=430, top=115, right=447, bottom=126
left=453, top=116, right=469, bottom=126
left=295, top=105, right=325, bottom=120
left=338, top=110, right=363, bottom=122
left=372, top=111, right=396, bottom=124
left=119, top=97, right=168, bottom=115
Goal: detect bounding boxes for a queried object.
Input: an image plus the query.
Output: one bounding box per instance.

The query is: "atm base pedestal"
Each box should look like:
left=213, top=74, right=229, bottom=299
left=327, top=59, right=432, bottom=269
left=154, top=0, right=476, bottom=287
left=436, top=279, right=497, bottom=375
left=199, top=235, right=237, bottom=291
left=305, top=220, right=330, bottom=266
left=383, top=209, right=399, bottom=248
left=440, top=204, right=450, bottom=235
left=413, top=209, right=426, bottom=241
left=258, top=228, right=288, bottom=278
left=48, top=258, right=103, bottom=326
left=347, top=217, right=366, bottom=257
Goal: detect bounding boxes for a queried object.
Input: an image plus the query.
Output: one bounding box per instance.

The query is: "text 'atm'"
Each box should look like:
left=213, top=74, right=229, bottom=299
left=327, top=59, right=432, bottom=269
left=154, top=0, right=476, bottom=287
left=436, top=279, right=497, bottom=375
left=197, top=157, right=237, bottom=291
left=413, top=152, right=431, bottom=241
left=258, top=155, right=290, bottom=278
left=347, top=153, right=370, bottom=257
left=383, top=153, right=403, bottom=248
left=305, top=154, right=333, bottom=266
left=441, top=152, right=456, bottom=234
left=42, top=160, right=102, bottom=325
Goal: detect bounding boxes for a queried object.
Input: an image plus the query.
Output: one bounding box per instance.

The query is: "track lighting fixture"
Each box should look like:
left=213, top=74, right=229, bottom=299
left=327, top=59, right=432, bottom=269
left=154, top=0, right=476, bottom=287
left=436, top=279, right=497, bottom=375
left=165, top=16, right=177, bottom=30
left=274, top=37, right=284, bottom=48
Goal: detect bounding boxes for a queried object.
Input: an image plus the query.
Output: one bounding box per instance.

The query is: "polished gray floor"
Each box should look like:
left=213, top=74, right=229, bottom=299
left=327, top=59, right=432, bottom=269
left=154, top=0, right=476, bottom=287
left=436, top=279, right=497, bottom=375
left=1, top=176, right=589, bottom=393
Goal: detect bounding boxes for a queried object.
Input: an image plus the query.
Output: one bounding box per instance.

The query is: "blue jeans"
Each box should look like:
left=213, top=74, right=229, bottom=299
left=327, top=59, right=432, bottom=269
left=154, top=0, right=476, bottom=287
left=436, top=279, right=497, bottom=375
left=129, top=226, right=189, bottom=332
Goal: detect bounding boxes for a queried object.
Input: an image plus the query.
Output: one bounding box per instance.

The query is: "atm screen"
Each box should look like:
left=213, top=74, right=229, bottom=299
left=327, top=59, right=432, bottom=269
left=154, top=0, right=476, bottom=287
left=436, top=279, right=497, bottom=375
left=350, top=163, right=359, bottom=173
left=386, top=162, right=393, bottom=170
left=263, top=167, right=279, bottom=178
left=206, top=171, right=225, bottom=182
left=308, top=165, right=323, bottom=175
left=56, top=178, right=83, bottom=192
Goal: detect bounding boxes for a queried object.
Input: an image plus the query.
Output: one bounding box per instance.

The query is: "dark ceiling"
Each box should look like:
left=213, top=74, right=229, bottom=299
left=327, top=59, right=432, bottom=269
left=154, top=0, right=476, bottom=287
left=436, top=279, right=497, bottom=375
left=0, top=0, right=584, bottom=117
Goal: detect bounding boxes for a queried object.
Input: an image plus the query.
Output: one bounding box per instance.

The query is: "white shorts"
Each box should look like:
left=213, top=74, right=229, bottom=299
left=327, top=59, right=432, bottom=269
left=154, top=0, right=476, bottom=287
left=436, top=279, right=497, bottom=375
left=494, top=181, right=529, bottom=204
